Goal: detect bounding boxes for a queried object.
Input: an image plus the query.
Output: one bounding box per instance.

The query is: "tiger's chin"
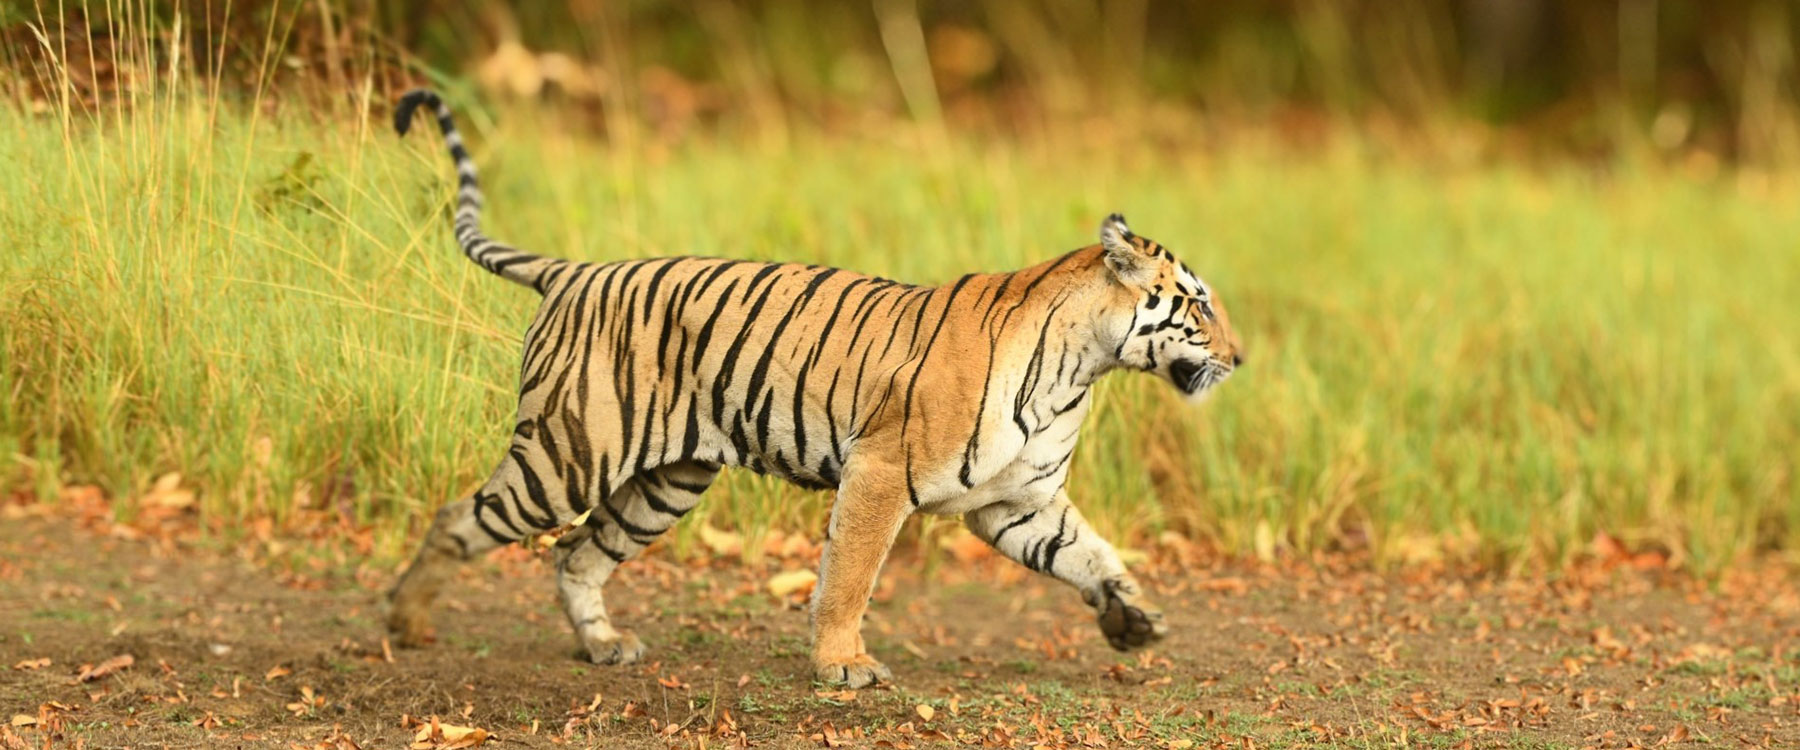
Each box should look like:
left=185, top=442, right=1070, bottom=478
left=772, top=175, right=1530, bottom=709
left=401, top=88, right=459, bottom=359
left=1168, top=358, right=1230, bottom=404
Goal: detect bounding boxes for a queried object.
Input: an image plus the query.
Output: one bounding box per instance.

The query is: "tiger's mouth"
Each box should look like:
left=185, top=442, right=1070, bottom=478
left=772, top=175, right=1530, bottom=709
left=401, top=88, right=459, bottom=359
left=1169, top=358, right=1228, bottom=395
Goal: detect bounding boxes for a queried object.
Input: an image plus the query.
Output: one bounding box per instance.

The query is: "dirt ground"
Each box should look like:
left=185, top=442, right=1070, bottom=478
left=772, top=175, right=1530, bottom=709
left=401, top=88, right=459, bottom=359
left=2, top=501, right=1797, bottom=750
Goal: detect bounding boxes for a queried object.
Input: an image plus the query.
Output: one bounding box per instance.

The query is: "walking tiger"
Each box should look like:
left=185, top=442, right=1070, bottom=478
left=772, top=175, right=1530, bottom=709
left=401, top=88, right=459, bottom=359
left=386, top=89, right=1244, bottom=687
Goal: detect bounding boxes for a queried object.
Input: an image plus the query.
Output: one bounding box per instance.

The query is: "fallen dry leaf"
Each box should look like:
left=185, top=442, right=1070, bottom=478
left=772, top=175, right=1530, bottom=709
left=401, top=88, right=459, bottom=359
left=698, top=523, right=743, bottom=557
left=1196, top=577, right=1249, bottom=594
left=141, top=472, right=196, bottom=510
left=11, top=659, right=49, bottom=671
left=265, top=665, right=292, bottom=681
left=767, top=569, right=818, bottom=598
left=411, top=716, right=490, bottom=749
left=70, top=654, right=133, bottom=684
left=7, top=717, right=34, bottom=729
left=940, top=530, right=993, bottom=564
left=915, top=704, right=935, bottom=722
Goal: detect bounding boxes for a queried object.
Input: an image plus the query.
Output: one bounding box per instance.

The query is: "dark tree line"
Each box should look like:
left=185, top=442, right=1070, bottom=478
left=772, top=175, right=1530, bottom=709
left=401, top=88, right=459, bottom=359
left=6, top=1, right=1798, bottom=161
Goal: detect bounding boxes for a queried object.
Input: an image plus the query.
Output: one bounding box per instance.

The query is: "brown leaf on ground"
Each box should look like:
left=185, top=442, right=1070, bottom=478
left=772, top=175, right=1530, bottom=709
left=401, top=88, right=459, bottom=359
left=265, top=664, right=292, bottom=681
left=698, top=524, right=743, bottom=557
left=1196, top=576, right=1249, bottom=594
left=1592, top=531, right=1628, bottom=563
left=141, top=472, right=196, bottom=511
left=411, top=716, right=490, bottom=749
left=10, top=658, right=49, bottom=671
left=69, top=654, right=132, bottom=684
left=767, top=569, right=818, bottom=598
left=942, top=531, right=994, bottom=564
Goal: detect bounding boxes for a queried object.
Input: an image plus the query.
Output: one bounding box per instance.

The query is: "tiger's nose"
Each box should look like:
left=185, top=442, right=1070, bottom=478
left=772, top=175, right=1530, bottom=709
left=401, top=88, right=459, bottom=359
left=1231, top=352, right=1244, bottom=368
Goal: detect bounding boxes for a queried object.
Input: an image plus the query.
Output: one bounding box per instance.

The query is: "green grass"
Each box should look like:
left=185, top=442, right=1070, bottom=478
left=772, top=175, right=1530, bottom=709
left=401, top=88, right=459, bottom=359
left=1, top=90, right=1796, bottom=572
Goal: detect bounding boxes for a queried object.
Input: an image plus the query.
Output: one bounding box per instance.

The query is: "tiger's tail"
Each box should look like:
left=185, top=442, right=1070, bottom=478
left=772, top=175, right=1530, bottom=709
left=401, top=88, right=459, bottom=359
left=395, top=89, right=562, bottom=292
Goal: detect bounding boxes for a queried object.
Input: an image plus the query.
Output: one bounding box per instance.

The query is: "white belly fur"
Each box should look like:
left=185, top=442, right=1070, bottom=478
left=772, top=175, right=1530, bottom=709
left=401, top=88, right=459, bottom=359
left=915, top=397, right=1089, bottom=516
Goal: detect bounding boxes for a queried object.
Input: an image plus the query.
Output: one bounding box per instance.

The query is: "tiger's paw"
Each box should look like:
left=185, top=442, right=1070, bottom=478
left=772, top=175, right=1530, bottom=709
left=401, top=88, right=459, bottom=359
left=1095, top=580, right=1167, bottom=652
left=579, top=631, right=647, bottom=665
left=386, top=607, right=435, bottom=649
left=814, top=654, right=893, bottom=689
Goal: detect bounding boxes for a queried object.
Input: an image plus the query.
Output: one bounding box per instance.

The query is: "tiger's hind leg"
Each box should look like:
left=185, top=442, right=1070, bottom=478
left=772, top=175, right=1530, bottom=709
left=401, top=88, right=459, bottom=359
left=387, top=450, right=561, bottom=647
left=555, top=461, right=717, bottom=665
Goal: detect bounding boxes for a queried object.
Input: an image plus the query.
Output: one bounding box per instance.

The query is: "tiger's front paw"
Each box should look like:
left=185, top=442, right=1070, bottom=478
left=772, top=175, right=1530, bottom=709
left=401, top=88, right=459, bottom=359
left=1095, top=581, right=1167, bottom=652
left=814, top=654, right=893, bottom=689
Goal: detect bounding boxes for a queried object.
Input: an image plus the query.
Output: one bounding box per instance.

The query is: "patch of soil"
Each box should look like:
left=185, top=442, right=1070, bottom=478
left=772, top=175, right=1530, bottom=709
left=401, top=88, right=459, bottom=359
left=1, top=513, right=1797, bottom=749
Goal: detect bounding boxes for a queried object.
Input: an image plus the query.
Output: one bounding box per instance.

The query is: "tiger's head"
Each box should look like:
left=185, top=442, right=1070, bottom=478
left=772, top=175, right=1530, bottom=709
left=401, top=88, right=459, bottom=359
left=1097, top=214, right=1243, bottom=402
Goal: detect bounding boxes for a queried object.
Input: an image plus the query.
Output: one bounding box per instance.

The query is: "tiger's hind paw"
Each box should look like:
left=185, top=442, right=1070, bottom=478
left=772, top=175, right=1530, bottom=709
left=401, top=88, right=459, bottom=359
left=579, top=631, right=647, bottom=665
left=386, top=607, right=435, bottom=649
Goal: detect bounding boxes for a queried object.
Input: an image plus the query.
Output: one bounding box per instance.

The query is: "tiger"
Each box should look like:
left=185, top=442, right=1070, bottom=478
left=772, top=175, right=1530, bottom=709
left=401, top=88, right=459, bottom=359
left=385, top=89, right=1244, bottom=688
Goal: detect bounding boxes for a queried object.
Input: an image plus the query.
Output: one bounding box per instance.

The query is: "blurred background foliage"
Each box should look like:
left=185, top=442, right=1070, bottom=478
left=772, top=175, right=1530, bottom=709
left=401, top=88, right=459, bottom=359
left=5, top=0, right=1800, bottom=164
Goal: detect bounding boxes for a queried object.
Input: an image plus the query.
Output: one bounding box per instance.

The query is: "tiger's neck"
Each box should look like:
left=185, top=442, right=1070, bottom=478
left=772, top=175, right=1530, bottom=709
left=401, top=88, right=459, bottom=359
left=997, top=253, right=1128, bottom=409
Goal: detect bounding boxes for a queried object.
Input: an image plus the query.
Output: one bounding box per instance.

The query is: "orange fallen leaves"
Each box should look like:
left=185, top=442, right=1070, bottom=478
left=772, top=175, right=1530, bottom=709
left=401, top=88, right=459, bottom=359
left=698, top=524, right=743, bottom=557
left=69, top=654, right=132, bottom=684
left=408, top=716, right=491, bottom=749
left=940, top=530, right=993, bottom=564
left=767, top=569, right=818, bottom=599
left=1195, top=576, right=1250, bottom=594
left=286, top=685, right=326, bottom=716
left=1655, top=724, right=1691, bottom=746
left=140, top=472, right=197, bottom=512
left=1591, top=531, right=1673, bottom=571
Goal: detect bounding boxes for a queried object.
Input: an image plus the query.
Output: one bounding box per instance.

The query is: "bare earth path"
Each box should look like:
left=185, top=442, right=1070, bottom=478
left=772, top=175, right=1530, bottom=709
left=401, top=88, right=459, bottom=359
left=1, top=504, right=1796, bottom=749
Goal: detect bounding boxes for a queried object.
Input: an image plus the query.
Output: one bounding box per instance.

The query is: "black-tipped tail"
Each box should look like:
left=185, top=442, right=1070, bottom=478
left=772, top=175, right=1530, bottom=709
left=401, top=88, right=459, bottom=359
left=395, top=88, right=560, bottom=292
left=393, top=89, right=437, bottom=136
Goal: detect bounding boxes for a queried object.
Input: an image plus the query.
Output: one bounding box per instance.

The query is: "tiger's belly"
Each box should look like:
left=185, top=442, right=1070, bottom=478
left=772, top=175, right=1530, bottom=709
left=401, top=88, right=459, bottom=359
left=915, top=403, right=1087, bottom=516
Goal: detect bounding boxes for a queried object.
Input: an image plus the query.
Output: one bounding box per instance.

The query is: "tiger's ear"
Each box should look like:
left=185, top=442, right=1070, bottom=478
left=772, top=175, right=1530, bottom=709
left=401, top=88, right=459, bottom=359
left=1099, top=213, right=1155, bottom=285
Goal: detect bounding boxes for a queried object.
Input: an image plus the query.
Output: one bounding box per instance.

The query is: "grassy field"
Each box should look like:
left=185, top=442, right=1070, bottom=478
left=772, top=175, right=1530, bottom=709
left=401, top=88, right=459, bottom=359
left=2, top=91, right=1797, bottom=573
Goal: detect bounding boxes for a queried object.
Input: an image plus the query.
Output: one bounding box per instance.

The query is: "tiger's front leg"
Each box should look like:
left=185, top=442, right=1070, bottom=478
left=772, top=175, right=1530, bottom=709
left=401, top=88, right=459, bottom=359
left=809, top=460, right=913, bottom=688
left=965, top=491, right=1167, bottom=651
